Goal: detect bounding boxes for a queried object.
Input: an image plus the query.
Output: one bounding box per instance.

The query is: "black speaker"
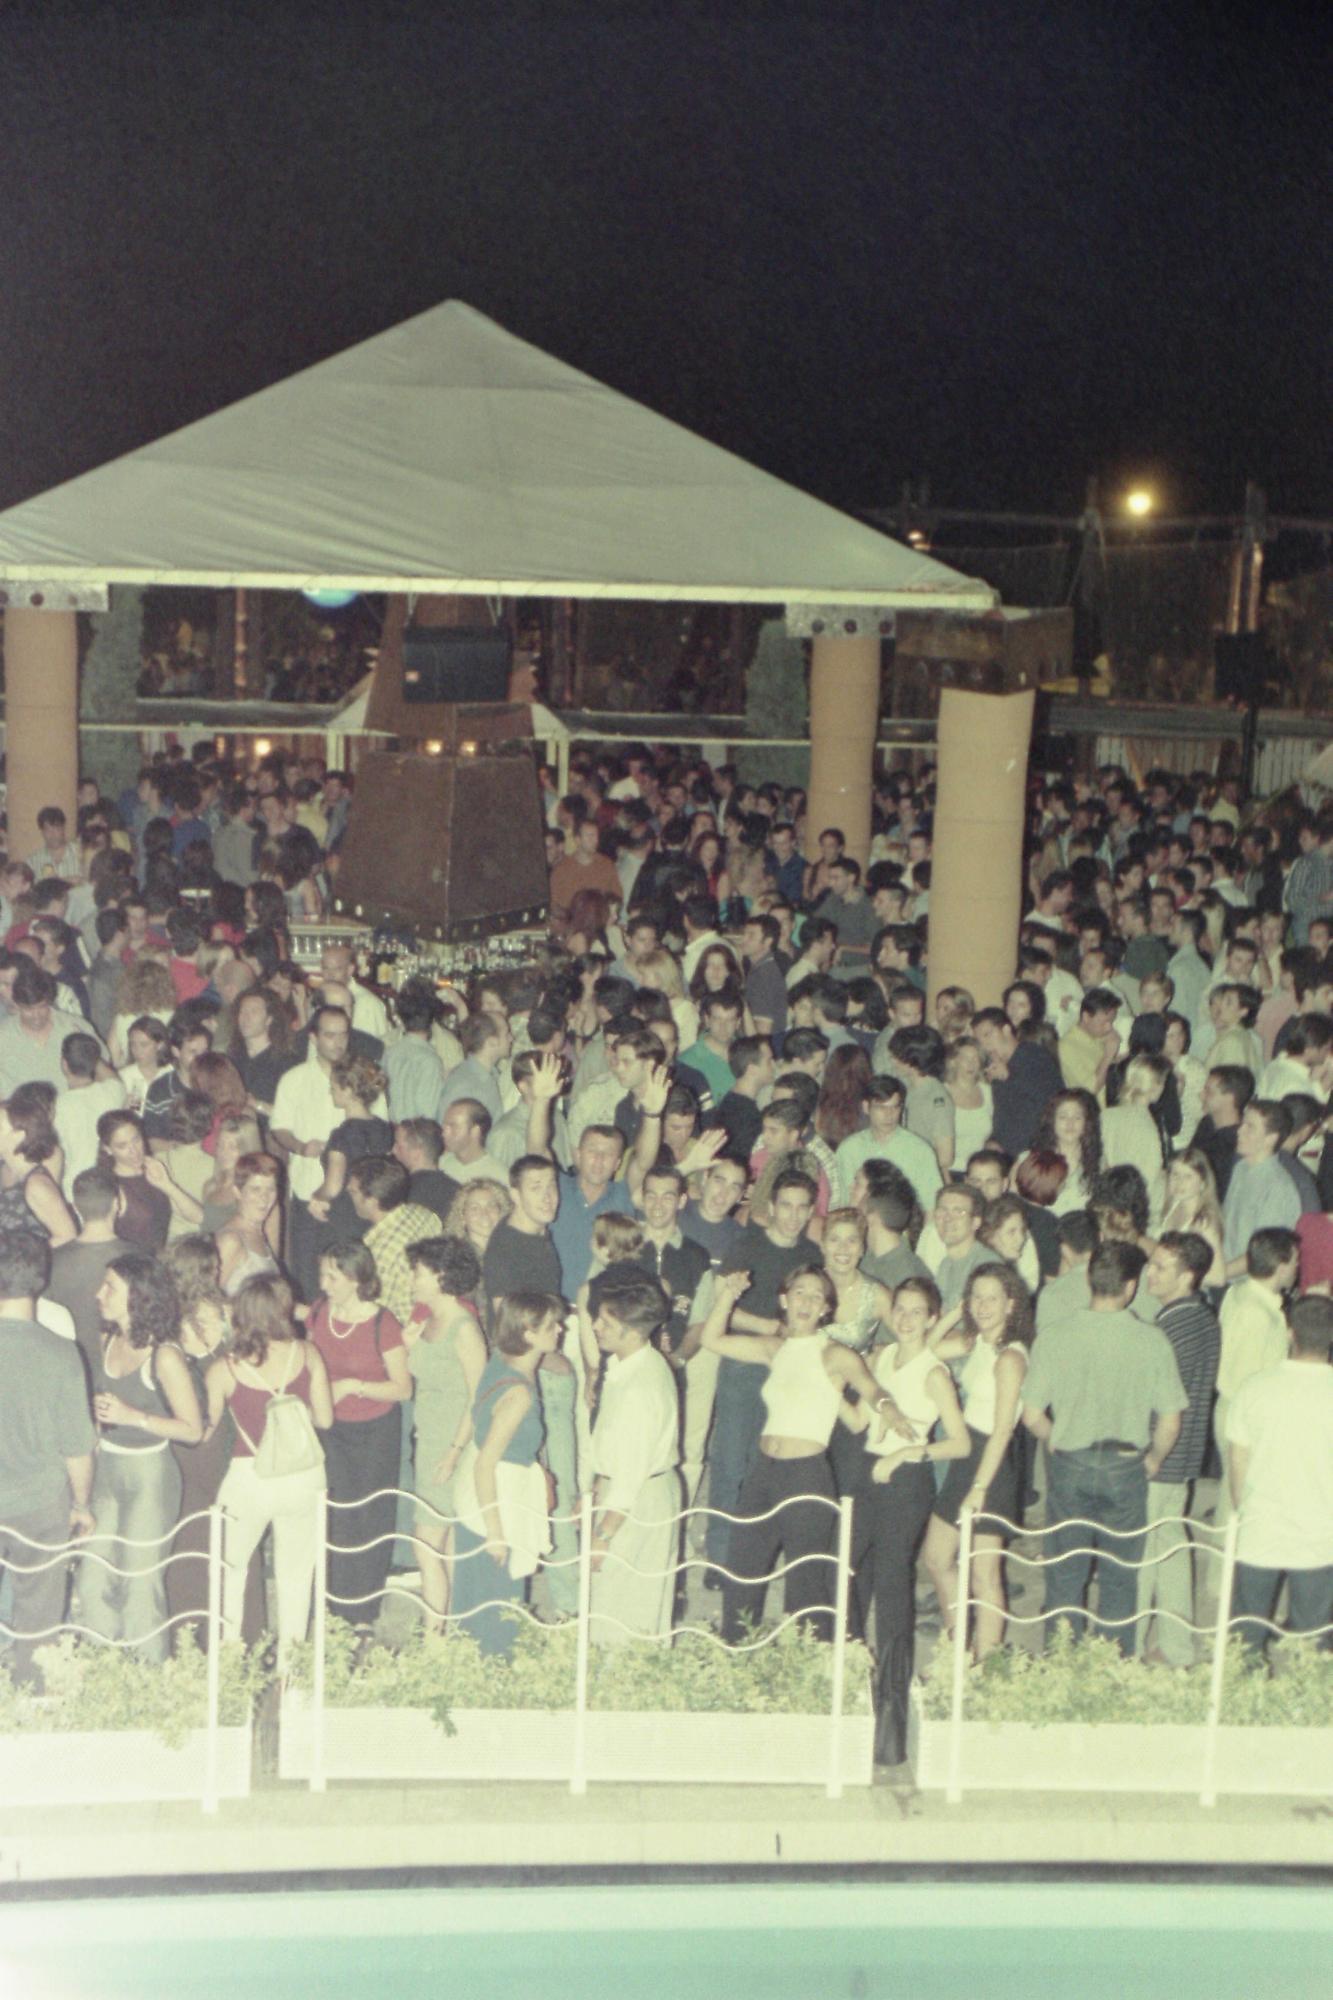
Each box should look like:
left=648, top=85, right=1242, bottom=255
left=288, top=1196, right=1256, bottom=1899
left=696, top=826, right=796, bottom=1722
left=403, top=627, right=512, bottom=704
left=331, top=749, right=549, bottom=939
left=1214, top=632, right=1280, bottom=705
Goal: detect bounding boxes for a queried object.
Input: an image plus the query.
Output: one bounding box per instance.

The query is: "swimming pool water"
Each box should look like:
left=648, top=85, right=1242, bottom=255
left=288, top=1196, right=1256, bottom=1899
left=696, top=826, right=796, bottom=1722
left=3, top=1880, right=1329, bottom=1998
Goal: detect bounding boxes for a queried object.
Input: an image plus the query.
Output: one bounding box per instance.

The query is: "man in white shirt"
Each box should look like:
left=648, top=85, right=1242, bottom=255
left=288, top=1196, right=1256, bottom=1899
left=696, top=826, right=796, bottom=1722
left=53, top=1032, right=126, bottom=1195
left=1226, top=1294, right=1333, bottom=1655
left=318, top=943, right=390, bottom=1045
left=1213, top=1227, right=1298, bottom=1522
left=270, top=1004, right=351, bottom=1296
left=586, top=1269, right=683, bottom=1644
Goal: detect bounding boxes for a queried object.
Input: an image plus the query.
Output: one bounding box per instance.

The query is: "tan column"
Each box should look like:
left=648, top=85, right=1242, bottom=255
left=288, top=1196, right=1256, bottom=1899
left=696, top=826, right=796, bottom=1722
left=3, top=609, right=79, bottom=861
left=928, top=687, right=1035, bottom=1011
left=806, top=633, right=880, bottom=867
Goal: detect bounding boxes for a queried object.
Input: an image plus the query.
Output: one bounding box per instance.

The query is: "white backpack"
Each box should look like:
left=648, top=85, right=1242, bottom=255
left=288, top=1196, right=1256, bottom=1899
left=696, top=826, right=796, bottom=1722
left=230, top=1344, right=325, bottom=1480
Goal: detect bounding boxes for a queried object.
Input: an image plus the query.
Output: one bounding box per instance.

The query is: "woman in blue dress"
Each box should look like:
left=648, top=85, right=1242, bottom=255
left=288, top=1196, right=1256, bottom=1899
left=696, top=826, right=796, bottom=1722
left=452, top=1290, right=563, bottom=1656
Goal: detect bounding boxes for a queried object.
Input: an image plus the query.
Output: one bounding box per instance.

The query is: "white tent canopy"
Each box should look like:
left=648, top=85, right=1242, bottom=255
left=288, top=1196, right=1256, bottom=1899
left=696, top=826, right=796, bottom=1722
left=0, top=300, right=993, bottom=611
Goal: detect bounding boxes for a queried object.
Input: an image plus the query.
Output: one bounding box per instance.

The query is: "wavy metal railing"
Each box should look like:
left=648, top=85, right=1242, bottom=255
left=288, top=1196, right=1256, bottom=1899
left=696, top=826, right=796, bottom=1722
left=0, top=1507, right=228, bottom=1813
left=309, top=1485, right=858, bottom=1797
left=942, top=1504, right=1333, bottom=1807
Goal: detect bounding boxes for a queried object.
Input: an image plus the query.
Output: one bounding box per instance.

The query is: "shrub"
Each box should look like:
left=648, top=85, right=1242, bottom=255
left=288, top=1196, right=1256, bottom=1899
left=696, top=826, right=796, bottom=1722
left=918, top=1625, right=1333, bottom=1727
left=285, top=1617, right=872, bottom=1731
left=0, top=1633, right=269, bottom=1747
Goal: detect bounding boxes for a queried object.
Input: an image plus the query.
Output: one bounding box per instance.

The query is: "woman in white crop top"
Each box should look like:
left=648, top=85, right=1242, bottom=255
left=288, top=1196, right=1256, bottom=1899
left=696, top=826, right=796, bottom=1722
left=922, top=1261, right=1032, bottom=1659
left=702, top=1264, right=910, bottom=1644
left=846, top=1276, right=969, bottom=1768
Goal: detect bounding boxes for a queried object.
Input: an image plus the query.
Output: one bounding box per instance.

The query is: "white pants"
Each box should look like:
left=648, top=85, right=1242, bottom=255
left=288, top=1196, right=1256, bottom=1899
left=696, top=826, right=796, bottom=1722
left=590, top=1470, right=681, bottom=1646
left=681, top=1346, right=720, bottom=1508
left=1135, top=1480, right=1197, bottom=1666
left=217, top=1455, right=326, bottom=1662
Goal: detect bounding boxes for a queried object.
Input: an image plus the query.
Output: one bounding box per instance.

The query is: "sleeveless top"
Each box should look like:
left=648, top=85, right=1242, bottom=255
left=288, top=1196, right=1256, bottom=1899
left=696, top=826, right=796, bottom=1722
left=825, top=1277, right=883, bottom=1354
left=958, top=1338, right=1026, bottom=1437
left=761, top=1332, right=843, bottom=1447
left=0, top=1168, right=47, bottom=1239
left=114, top=1173, right=172, bottom=1250
left=951, top=1090, right=993, bottom=1170
left=222, top=1244, right=281, bottom=1299
left=472, top=1351, right=543, bottom=1466
left=226, top=1346, right=314, bottom=1458
left=409, top=1316, right=471, bottom=1414
left=95, top=1341, right=174, bottom=1452
left=866, top=1342, right=946, bottom=1451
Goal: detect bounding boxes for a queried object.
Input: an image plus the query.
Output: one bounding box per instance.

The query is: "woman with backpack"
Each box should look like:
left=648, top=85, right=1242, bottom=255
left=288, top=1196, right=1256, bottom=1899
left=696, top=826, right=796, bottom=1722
left=206, top=1274, right=333, bottom=1663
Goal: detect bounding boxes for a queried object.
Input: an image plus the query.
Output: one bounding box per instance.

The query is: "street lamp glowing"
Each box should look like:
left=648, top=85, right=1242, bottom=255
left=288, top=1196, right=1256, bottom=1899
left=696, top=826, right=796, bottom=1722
left=1125, top=488, right=1154, bottom=518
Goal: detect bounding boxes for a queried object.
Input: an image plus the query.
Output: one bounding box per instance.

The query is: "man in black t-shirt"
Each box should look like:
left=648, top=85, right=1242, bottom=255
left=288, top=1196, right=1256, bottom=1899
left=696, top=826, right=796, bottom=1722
left=712, top=1035, right=775, bottom=1161
left=702, top=1168, right=822, bottom=1576
left=392, top=1118, right=460, bottom=1221
left=973, top=1008, right=1063, bottom=1155
left=482, top=1154, right=563, bottom=1308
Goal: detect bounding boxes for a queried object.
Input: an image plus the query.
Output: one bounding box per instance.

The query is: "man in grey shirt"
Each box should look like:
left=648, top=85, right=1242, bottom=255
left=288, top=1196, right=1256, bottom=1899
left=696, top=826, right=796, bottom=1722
left=860, top=1188, right=931, bottom=1292
left=1023, top=1240, right=1188, bottom=1655
left=0, top=1233, right=96, bottom=1684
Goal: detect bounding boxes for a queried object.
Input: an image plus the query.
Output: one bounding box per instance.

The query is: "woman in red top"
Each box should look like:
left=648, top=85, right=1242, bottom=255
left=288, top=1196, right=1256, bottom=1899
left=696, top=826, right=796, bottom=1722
left=306, top=1239, right=412, bottom=1631
left=206, top=1274, right=333, bottom=1665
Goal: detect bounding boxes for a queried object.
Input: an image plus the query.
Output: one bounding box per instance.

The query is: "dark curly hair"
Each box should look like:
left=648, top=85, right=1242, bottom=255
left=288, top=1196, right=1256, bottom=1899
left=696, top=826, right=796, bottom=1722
left=1031, top=1087, right=1102, bottom=1193
left=959, top=1258, right=1035, bottom=1349
left=405, top=1234, right=482, bottom=1298
left=107, top=1251, right=182, bottom=1350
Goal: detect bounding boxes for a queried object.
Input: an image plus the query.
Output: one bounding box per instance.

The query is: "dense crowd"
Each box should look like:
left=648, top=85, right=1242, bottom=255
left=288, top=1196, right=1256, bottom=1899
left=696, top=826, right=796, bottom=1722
left=0, top=743, right=1330, bottom=1772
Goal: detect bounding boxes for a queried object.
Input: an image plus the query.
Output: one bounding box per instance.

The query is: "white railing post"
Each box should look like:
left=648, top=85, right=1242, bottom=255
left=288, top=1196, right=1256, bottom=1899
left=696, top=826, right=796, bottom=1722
left=570, top=1490, right=594, bottom=1796
left=945, top=1502, right=974, bottom=1805
left=825, top=1495, right=853, bottom=1799
left=311, top=1486, right=329, bottom=1794
left=1200, top=1511, right=1240, bottom=1808
left=202, top=1505, right=223, bottom=1814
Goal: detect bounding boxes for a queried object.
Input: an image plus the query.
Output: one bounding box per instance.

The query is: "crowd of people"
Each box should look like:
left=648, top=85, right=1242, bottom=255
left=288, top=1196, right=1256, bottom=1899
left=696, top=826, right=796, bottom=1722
left=1, top=742, right=1330, bottom=1773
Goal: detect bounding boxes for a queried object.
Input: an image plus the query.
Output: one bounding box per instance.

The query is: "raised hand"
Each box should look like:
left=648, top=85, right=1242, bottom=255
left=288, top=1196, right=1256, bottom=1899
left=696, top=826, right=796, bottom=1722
left=531, top=1051, right=565, bottom=1100
left=679, top=1126, right=729, bottom=1175
left=639, top=1062, right=671, bottom=1118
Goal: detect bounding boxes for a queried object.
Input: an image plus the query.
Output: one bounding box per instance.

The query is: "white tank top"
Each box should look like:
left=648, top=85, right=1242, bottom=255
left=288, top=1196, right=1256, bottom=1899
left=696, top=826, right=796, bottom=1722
left=958, top=1338, right=1026, bottom=1437
left=866, top=1342, right=945, bottom=1452
left=761, top=1332, right=843, bottom=1447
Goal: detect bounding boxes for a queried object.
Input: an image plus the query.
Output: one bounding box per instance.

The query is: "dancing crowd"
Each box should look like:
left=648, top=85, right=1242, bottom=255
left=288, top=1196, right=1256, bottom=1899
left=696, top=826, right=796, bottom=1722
left=1, top=746, right=1331, bottom=1771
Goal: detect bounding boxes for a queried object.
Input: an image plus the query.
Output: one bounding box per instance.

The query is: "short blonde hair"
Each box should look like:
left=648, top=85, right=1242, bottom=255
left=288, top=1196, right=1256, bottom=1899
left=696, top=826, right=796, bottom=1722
left=592, top=1213, right=645, bottom=1263
left=635, top=947, right=684, bottom=999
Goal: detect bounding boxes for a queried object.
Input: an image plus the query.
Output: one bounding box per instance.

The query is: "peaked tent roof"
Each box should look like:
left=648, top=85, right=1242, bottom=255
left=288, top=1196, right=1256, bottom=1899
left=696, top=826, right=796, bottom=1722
left=0, top=300, right=994, bottom=610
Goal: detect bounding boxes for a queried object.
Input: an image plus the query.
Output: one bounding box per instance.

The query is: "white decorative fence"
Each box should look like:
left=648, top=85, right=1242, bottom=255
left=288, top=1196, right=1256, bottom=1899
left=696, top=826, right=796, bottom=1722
left=917, top=1504, right=1333, bottom=1806
left=0, top=1507, right=246, bottom=1812
left=291, top=1484, right=871, bottom=1796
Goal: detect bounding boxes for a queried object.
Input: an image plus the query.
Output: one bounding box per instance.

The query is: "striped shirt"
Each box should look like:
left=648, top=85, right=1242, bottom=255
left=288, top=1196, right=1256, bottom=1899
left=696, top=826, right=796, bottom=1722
left=1154, top=1294, right=1221, bottom=1483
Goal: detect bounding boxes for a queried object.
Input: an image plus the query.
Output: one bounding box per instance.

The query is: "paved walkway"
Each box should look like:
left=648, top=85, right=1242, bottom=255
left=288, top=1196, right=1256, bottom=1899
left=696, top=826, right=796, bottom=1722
left=2, top=1771, right=1330, bottom=1886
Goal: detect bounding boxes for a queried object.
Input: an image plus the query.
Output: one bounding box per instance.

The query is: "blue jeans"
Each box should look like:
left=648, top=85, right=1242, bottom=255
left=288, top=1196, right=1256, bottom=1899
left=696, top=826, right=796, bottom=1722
left=1045, top=1445, right=1147, bottom=1656
left=538, top=1367, right=579, bottom=1614
left=1232, top=1562, right=1333, bottom=1657
left=705, top=1359, right=768, bottom=1566
left=453, top=1522, right=527, bottom=1657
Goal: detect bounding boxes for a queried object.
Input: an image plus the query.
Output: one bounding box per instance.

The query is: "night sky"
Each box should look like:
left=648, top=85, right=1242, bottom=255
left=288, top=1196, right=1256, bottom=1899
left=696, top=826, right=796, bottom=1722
left=2, top=0, right=1328, bottom=522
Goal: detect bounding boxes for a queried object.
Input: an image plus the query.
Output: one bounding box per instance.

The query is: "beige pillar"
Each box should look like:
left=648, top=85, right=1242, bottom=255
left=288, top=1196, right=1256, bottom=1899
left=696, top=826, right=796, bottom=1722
left=806, top=633, right=880, bottom=867
left=928, top=687, right=1035, bottom=1012
left=3, top=609, right=79, bottom=861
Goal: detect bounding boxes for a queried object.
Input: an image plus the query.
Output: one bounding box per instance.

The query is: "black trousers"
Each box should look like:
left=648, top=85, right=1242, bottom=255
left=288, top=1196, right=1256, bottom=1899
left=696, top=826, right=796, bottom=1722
left=323, top=1407, right=403, bottom=1628
left=863, top=1460, right=935, bottom=1766
left=722, top=1452, right=837, bottom=1643
left=829, top=1424, right=875, bottom=1641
